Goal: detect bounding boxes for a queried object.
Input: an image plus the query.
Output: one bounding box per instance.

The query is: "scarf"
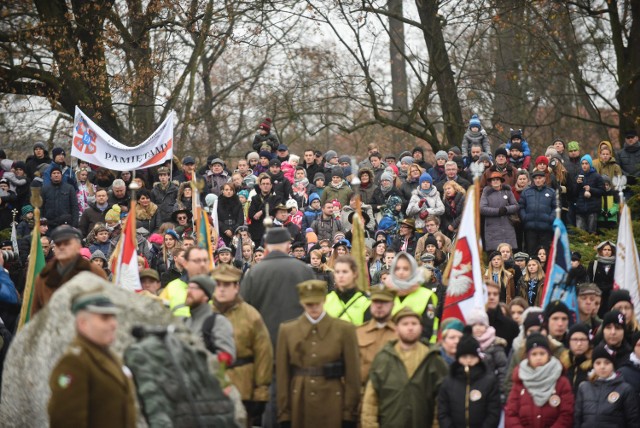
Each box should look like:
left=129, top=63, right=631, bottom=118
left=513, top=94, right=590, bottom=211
left=597, top=255, right=615, bottom=265
left=389, top=252, right=424, bottom=291
left=475, top=326, right=496, bottom=350
left=518, top=357, right=563, bottom=406
left=331, top=180, right=344, bottom=190
left=446, top=194, right=458, bottom=217
left=213, top=296, right=242, bottom=314
left=380, top=182, right=392, bottom=193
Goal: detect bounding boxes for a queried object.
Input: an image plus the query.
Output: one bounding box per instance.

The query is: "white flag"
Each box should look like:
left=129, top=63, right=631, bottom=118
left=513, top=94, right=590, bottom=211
left=614, top=204, right=640, bottom=321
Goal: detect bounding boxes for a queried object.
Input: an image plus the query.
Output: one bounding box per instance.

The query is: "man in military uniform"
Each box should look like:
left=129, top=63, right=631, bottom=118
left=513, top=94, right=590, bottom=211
left=361, top=307, right=448, bottom=427
left=48, top=292, right=136, bottom=428
left=356, top=284, right=397, bottom=386
left=211, top=264, right=273, bottom=426
left=276, top=280, right=360, bottom=428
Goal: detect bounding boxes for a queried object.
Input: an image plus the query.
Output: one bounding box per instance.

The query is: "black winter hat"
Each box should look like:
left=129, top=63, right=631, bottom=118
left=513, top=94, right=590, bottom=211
left=608, top=289, right=632, bottom=311
left=494, top=147, right=508, bottom=159
left=456, top=334, right=481, bottom=359
left=602, top=310, right=625, bottom=329
left=331, top=167, right=344, bottom=179
left=543, top=300, right=571, bottom=321
left=523, top=311, right=544, bottom=332
left=591, top=343, right=616, bottom=367
left=51, top=147, right=65, bottom=158
left=526, top=333, right=550, bottom=354
left=488, top=250, right=502, bottom=262
left=567, top=323, right=591, bottom=342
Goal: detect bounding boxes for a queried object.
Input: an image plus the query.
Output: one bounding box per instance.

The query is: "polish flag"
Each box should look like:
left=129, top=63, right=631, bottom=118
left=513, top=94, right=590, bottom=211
left=442, top=184, right=487, bottom=323
left=112, top=200, right=142, bottom=291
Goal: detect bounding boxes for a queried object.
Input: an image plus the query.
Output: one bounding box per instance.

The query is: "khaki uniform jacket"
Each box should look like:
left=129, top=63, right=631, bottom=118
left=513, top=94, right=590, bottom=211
left=48, top=335, right=136, bottom=428
left=32, top=256, right=108, bottom=316
left=356, top=320, right=397, bottom=385
left=276, top=313, right=360, bottom=427
left=213, top=298, right=273, bottom=401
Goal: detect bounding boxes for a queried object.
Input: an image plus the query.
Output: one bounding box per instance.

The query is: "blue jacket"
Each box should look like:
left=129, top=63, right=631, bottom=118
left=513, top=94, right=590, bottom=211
left=506, top=139, right=531, bottom=157
left=518, top=185, right=556, bottom=231
left=43, top=162, right=77, bottom=189
left=573, top=168, right=605, bottom=214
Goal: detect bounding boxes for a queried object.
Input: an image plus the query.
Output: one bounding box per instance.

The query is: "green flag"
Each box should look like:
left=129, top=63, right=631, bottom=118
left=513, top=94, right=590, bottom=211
left=17, top=210, right=46, bottom=330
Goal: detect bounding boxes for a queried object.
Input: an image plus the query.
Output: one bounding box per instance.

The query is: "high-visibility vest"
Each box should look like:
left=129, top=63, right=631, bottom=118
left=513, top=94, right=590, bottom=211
left=324, top=290, right=371, bottom=326
left=392, top=287, right=439, bottom=343
left=160, top=278, right=191, bottom=317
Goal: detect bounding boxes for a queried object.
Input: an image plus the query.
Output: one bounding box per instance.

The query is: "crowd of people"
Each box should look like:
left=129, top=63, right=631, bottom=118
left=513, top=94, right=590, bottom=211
left=1, top=116, right=640, bottom=427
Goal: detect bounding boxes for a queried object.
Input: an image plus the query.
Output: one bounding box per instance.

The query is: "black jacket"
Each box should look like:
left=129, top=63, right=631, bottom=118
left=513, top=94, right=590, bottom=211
left=41, top=181, right=79, bottom=228
left=438, top=361, right=501, bottom=428
left=247, top=191, right=281, bottom=245
left=217, top=194, right=244, bottom=244
left=575, top=374, right=639, bottom=427
left=566, top=352, right=592, bottom=394
left=268, top=170, right=292, bottom=201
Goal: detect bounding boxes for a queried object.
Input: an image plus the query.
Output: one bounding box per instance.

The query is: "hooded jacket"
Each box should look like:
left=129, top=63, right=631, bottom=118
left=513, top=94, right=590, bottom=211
left=406, top=187, right=445, bottom=230
left=574, top=155, right=605, bottom=215
left=575, top=373, right=638, bottom=427
left=593, top=141, right=623, bottom=178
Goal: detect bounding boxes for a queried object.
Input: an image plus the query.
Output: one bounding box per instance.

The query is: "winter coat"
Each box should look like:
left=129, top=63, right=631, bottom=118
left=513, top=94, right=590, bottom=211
left=436, top=176, right=472, bottom=194
left=587, top=260, right=615, bottom=318
left=441, top=191, right=464, bottom=237
left=362, top=340, right=447, bottom=428
left=437, top=361, right=501, bottom=428
left=480, top=184, right=519, bottom=250
left=427, top=165, right=446, bottom=184
left=390, top=233, right=419, bottom=256
left=252, top=132, right=279, bottom=152
left=519, top=185, right=557, bottom=231
left=619, top=355, right=640, bottom=397
left=406, top=187, right=445, bottom=231
left=399, top=178, right=420, bottom=202
left=204, top=170, right=230, bottom=196
left=247, top=191, right=282, bottom=245
left=574, top=168, right=605, bottom=215
left=575, top=374, right=638, bottom=427
left=269, top=170, right=293, bottom=202
left=0, top=189, right=17, bottom=231
left=78, top=202, right=109, bottom=236
left=616, top=141, right=640, bottom=178
left=301, top=206, right=322, bottom=232
left=593, top=141, right=623, bottom=178
left=311, top=215, right=344, bottom=243
left=41, top=181, right=79, bottom=228
left=150, top=182, right=178, bottom=223
left=25, top=152, right=51, bottom=178
left=371, top=187, right=403, bottom=213
left=518, top=277, right=544, bottom=307
left=481, top=337, right=509, bottom=399
left=240, top=250, right=314, bottom=348
left=462, top=129, right=491, bottom=158
left=217, top=194, right=244, bottom=243
left=320, top=182, right=351, bottom=208
left=504, top=364, right=574, bottom=428
left=43, top=162, right=77, bottom=189
left=135, top=202, right=160, bottom=234
left=566, top=352, right=592, bottom=394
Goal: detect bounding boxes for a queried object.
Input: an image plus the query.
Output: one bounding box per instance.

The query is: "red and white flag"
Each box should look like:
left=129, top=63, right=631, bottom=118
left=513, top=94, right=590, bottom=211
left=112, top=201, right=142, bottom=291
left=614, top=204, right=640, bottom=321
left=442, top=184, right=487, bottom=323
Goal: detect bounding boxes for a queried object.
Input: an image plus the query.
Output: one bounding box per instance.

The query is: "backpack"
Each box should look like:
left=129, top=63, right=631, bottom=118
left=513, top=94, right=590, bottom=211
left=124, top=328, right=237, bottom=428
left=201, top=313, right=218, bottom=354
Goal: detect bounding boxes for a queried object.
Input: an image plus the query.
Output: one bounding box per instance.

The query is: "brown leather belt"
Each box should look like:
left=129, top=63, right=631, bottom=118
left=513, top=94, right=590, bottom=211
left=292, top=366, right=324, bottom=377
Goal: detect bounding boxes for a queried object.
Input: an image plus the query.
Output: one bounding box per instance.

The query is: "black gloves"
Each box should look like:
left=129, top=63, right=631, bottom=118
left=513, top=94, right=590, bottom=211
left=498, top=206, right=507, bottom=216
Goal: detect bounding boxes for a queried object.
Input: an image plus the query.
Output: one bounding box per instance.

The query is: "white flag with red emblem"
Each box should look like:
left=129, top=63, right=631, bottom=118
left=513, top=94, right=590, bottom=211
left=442, top=184, right=487, bottom=323
left=613, top=204, right=640, bottom=321
left=112, top=201, right=142, bottom=291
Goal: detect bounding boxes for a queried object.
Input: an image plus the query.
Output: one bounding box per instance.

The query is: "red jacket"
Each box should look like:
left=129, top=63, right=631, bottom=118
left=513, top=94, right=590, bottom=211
left=504, top=364, right=574, bottom=428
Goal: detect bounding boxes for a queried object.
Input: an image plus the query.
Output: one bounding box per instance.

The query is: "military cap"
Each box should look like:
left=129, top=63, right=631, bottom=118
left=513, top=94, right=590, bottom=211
left=216, top=246, right=232, bottom=254
left=392, top=306, right=421, bottom=323
left=211, top=264, right=242, bottom=283
left=51, top=225, right=82, bottom=242
left=71, top=292, right=119, bottom=315
left=578, top=283, right=602, bottom=296
left=513, top=252, right=529, bottom=261
left=139, top=268, right=160, bottom=282
left=369, top=284, right=396, bottom=302
left=189, top=275, right=216, bottom=299
left=297, top=280, right=327, bottom=304
left=264, top=227, right=291, bottom=244
left=157, top=167, right=170, bottom=175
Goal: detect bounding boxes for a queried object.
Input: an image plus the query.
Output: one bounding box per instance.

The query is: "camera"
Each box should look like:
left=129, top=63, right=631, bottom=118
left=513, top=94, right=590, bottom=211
left=0, top=250, right=17, bottom=262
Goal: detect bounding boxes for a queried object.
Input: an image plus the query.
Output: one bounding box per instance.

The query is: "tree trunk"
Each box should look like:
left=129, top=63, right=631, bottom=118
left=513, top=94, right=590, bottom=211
left=388, top=0, right=408, bottom=119
left=415, top=0, right=463, bottom=147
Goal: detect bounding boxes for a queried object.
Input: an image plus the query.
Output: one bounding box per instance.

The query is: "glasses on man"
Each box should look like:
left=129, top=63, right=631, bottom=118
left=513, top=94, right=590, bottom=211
left=177, top=216, right=187, bottom=220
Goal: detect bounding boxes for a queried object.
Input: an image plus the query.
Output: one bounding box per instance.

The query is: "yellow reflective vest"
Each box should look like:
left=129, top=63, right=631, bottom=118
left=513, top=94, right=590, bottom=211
left=392, top=287, right=439, bottom=343
left=159, top=278, right=190, bottom=317
left=324, top=289, right=371, bottom=326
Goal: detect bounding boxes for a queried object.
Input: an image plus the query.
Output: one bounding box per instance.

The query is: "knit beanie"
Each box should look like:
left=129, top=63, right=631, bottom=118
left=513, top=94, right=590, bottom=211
left=246, top=152, right=260, bottom=161
left=567, top=141, right=580, bottom=152
left=580, top=154, right=593, bottom=168
left=331, top=167, right=344, bottom=178
left=510, top=142, right=523, bottom=152
left=448, top=147, right=462, bottom=156
left=591, top=343, right=616, bottom=367
left=478, top=153, right=491, bottom=163
left=523, top=310, right=545, bottom=332
left=419, top=172, right=433, bottom=185
left=380, top=171, right=393, bottom=182
left=21, top=205, right=34, bottom=216
left=466, top=308, right=489, bottom=327
left=400, top=156, right=414, bottom=165
left=104, top=205, right=122, bottom=222
left=468, top=114, right=482, bottom=130
left=545, top=147, right=558, bottom=158
left=488, top=250, right=502, bottom=262
left=313, top=173, right=325, bottom=183
left=543, top=300, right=571, bottom=321
left=535, top=155, right=549, bottom=166
left=568, top=323, right=591, bottom=342
left=441, top=318, right=465, bottom=334
left=607, top=289, right=632, bottom=311
left=510, top=129, right=522, bottom=140
left=238, top=190, right=249, bottom=200
left=435, top=150, right=448, bottom=161
left=259, top=150, right=273, bottom=160
left=338, top=155, right=351, bottom=164
left=602, top=310, right=625, bottom=329
left=526, top=333, right=550, bottom=354
left=324, top=150, right=338, bottom=161
left=51, top=147, right=66, bottom=158
left=424, top=235, right=437, bottom=247
left=494, top=148, right=508, bottom=159
left=456, top=334, right=481, bottom=359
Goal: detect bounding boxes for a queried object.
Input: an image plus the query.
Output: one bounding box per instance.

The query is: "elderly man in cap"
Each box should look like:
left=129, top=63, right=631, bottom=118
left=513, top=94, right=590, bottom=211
left=273, top=203, right=303, bottom=244
left=212, top=264, right=273, bottom=425
left=31, top=226, right=107, bottom=315
left=361, top=307, right=447, bottom=427
left=48, top=291, right=136, bottom=428
left=356, top=284, right=397, bottom=386
left=276, top=279, right=360, bottom=428
left=185, top=274, right=236, bottom=364
left=151, top=166, right=178, bottom=223
left=175, top=156, right=197, bottom=183
left=205, top=158, right=230, bottom=196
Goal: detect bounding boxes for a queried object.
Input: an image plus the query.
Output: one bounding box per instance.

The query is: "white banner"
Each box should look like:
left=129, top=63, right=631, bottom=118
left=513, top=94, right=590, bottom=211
left=614, top=204, right=640, bottom=321
left=71, top=106, right=173, bottom=171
